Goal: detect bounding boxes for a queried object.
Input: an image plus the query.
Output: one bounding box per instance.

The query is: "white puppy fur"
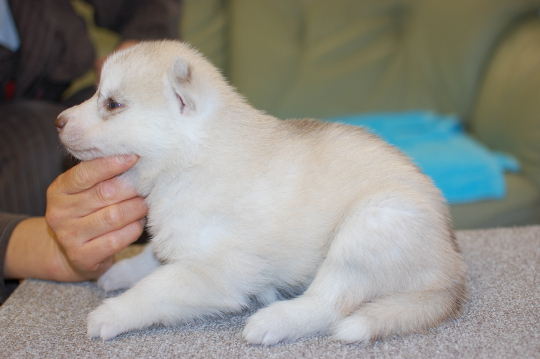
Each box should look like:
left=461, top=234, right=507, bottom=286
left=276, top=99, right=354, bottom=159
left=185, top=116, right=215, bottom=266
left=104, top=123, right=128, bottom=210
left=57, top=40, right=467, bottom=345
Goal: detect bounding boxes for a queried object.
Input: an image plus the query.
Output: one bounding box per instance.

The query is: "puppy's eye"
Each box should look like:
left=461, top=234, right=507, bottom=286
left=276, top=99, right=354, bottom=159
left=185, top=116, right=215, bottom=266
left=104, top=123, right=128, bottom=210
left=107, top=98, right=123, bottom=110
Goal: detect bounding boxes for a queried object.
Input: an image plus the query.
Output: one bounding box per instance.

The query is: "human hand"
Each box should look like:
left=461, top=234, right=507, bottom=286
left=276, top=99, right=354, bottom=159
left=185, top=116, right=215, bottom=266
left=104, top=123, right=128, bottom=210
left=44, top=155, right=148, bottom=281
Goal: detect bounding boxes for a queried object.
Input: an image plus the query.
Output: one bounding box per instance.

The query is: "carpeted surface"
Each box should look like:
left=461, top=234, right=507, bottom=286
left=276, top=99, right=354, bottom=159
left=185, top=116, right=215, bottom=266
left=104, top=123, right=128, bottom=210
left=1, top=226, right=539, bottom=358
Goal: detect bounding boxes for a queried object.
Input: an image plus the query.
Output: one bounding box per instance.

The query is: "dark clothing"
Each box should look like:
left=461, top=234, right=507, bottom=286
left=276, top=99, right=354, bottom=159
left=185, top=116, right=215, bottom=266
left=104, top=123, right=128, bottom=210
left=0, top=101, right=67, bottom=216
left=0, top=0, right=181, bottom=304
left=1, top=0, right=181, bottom=102
left=0, top=213, right=28, bottom=304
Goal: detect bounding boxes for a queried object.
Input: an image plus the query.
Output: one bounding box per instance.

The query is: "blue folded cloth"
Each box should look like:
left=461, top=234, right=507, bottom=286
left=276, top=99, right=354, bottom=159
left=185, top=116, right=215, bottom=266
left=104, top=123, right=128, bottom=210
left=325, top=111, right=520, bottom=204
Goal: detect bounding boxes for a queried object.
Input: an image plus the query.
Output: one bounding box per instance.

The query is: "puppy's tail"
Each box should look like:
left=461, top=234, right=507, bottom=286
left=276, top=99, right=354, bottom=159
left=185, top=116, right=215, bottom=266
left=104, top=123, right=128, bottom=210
left=332, top=280, right=468, bottom=343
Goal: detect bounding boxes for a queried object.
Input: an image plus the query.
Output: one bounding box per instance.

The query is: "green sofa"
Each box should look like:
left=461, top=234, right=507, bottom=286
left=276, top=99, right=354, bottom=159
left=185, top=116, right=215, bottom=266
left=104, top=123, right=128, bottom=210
left=74, top=0, right=540, bottom=230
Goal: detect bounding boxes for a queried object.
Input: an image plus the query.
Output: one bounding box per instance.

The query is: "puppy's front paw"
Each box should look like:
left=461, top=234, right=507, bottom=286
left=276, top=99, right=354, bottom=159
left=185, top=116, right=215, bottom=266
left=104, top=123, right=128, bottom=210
left=97, top=260, right=138, bottom=292
left=243, top=303, right=306, bottom=346
left=87, top=299, right=135, bottom=341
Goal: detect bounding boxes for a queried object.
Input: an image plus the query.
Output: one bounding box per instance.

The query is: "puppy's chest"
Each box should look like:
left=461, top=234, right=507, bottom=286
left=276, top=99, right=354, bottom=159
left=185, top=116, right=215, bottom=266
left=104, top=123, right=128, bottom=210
left=145, top=184, right=233, bottom=260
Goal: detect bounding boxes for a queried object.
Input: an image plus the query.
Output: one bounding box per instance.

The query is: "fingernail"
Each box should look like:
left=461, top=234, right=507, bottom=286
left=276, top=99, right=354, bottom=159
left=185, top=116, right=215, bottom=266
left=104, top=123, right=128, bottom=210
left=118, top=154, right=136, bottom=164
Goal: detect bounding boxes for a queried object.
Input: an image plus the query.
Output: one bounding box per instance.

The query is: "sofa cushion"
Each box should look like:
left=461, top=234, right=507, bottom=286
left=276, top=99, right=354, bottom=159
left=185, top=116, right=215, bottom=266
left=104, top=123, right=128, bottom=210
left=182, top=0, right=540, bottom=120
left=471, top=16, right=540, bottom=190
left=450, top=173, right=540, bottom=229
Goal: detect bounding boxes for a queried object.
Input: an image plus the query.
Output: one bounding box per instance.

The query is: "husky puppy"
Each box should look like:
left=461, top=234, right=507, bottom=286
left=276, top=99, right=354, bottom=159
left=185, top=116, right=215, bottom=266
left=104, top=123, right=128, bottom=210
left=56, top=40, right=467, bottom=345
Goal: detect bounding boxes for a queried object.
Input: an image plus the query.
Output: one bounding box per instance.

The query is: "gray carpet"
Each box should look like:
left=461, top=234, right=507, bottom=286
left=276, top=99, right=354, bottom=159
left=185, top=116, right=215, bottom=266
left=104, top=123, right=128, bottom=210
left=1, top=226, right=539, bottom=358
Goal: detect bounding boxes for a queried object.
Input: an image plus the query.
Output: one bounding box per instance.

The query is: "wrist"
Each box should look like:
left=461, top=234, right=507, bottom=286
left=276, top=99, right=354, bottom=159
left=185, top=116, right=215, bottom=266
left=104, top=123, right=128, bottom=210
left=4, top=217, right=85, bottom=282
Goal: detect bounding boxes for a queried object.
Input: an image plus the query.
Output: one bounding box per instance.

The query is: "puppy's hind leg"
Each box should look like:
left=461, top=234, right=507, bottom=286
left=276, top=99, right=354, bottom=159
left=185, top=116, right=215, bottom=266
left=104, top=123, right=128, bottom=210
left=243, top=207, right=377, bottom=346
left=243, top=290, right=337, bottom=346
left=244, top=191, right=466, bottom=345
left=324, top=192, right=467, bottom=343
left=243, top=239, right=377, bottom=346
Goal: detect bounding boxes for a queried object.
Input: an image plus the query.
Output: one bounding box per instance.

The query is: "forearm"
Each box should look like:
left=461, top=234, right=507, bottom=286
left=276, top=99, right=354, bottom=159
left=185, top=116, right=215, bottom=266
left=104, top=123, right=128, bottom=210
left=3, top=217, right=75, bottom=282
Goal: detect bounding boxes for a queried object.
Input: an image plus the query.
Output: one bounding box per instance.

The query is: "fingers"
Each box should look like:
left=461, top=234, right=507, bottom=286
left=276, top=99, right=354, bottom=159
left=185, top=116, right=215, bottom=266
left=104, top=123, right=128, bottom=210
left=92, top=176, right=139, bottom=207
left=44, top=154, right=149, bottom=281
left=46, top=155, right=141, bottom=225
left=81, top=196, right=148, bottom=241
left=57, top=155, right=137, bottom=195
left=89, top=219, right=146, bottom=269
left=68, top=219, right=146, bottom=277
left=50, top=193, right=148, bottom=256
left=55, top=176, right=141, bottom=218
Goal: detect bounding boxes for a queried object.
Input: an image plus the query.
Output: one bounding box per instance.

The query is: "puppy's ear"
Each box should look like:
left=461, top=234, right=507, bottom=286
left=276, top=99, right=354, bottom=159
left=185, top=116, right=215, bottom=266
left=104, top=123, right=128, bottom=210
left=172, top=57, right=191, bottom=84
left=170, top=57, right=195, bottom=114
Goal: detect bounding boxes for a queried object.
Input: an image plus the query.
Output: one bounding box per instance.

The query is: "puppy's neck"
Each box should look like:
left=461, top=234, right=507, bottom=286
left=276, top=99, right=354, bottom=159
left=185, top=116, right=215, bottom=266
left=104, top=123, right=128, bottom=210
left=123, top=151, right=195, bottom=198
left=123, top=97, right=276, bottom=199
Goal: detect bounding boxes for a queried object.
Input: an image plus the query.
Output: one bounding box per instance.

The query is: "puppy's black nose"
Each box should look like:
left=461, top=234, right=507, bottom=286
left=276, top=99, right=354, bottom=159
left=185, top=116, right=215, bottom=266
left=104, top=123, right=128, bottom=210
left=55, top=116, right=67, bottom=132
